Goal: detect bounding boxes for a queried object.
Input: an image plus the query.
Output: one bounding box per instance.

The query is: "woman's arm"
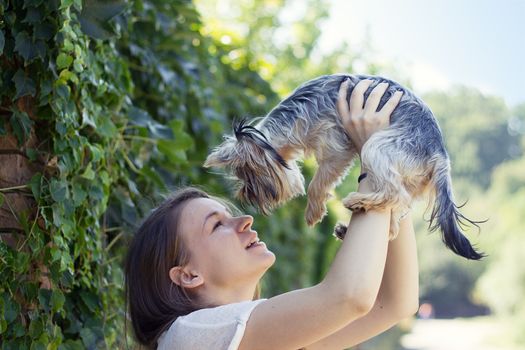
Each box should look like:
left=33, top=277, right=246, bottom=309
left=239, top=79, right=404, bottom=350
left=239, top=179, right=391, bottom=350
left=303, top=211, right=419, bottom=350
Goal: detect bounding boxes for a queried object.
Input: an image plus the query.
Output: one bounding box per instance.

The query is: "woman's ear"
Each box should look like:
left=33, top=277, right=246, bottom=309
left=169, top=266, right=204, bottom=289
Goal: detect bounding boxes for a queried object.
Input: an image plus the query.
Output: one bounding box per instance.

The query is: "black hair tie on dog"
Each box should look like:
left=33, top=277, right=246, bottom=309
left=358, top=172, right=368, bottom=183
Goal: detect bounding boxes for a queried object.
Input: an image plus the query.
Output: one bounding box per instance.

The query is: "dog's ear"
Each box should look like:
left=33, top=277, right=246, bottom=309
left=203, top=138, right=236, bottom=168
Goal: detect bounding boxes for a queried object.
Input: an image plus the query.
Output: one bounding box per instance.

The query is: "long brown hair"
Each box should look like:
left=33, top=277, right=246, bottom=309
left=124, top=187, right=260, bottom=348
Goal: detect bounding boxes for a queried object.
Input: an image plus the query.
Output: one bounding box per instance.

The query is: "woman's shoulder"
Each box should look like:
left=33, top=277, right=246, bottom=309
left=157, top=299, right=267, bottom=350
left=179, top=298, right=267, bottom=325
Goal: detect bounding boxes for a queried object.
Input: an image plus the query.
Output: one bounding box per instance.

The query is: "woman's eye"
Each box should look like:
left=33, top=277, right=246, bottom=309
left=213, top=221, right=222, bottom=230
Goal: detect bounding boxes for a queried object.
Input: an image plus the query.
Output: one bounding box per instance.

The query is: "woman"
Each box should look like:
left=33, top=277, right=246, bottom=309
left=124, top=79, right=419, bottom=350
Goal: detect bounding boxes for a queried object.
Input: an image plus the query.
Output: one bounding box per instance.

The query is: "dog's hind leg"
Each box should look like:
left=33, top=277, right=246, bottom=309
left=342, top=128, right=414, bottom=238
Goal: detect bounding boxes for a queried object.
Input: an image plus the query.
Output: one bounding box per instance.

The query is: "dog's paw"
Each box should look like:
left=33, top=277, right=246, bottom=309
left=333, top=223, right=347, bottom=240
left=342, top=192, right=368, bottom=212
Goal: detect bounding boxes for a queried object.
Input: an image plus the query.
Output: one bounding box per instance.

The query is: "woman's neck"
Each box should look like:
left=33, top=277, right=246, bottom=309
left=200, top=283, right=259, bottom=307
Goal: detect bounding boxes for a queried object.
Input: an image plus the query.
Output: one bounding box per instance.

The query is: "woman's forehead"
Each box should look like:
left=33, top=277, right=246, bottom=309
left=180, top=198, right=227, bottom=227
left=185, top=198, right=226, bottom=214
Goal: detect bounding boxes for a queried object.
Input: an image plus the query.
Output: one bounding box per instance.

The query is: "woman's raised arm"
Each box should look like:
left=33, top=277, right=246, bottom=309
left=239, top=79, right=402, bottom=350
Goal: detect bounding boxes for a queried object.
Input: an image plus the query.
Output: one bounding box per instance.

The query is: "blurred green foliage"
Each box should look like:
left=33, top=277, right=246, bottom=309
left=196, top=1, right=525, bottom=347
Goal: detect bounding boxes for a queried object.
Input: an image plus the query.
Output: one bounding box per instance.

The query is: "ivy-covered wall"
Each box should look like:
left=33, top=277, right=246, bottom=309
left=0, top=0, right=343, bottom=347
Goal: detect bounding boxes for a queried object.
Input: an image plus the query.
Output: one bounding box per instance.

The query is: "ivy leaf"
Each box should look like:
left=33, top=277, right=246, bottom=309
left=2, top=296, right=20, bottom=323
left=51, top=290, right=65, bottom=312
left=58, top=339, right=84, bottom=350
left=12, top=69, right=36, bottom=99
left=97, top=116, right=117, bottom=137
left=10, top=109, right=33, bottom=145
left=78, top=0, right=127, bottom=40
left=23, top=0, right=45, bottom=7
left=79, top=291, right=100, bottom=312
left=81, top=166, right=95, bottom=180
left=128, top=106, right=153, bottom=127
left=34, top=22, right=55, bottom=41
left=57, top=53, right=74, bottom=70
left=72, top=184, right=87, bottom=206
left=49, top=178, right=69, bottom=202
left=157, top=139, right=188, bottom=164
left=80, top=327, right=98, bottom=348
left=38, top=289, right=52, bottom=313
left=147, top=123, right=172, bottom=139
left=14, top=31, right=45, bottom=63
left=22, top=6, right=42, bottom=24
left=0, top=193, right=4, bottom=207
left=0, top=30, right=5, bottom=55
left=30, top=173, right=42, bottom=201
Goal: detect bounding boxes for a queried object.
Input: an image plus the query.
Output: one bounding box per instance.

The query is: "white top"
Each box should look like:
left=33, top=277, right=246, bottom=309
left=157, top=299, right=266, bottom=350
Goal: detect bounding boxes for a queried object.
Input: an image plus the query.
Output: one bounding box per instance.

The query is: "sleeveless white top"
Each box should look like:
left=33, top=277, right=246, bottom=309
left=157, top=299, right=266, bottom=350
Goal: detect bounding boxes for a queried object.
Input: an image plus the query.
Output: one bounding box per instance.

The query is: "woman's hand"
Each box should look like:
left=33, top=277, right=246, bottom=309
left=336, top=78, right=403, bottom=157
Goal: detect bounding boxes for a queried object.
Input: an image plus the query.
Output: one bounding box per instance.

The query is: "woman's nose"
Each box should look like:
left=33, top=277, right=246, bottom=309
left=237, top=215, right=253, bottom=232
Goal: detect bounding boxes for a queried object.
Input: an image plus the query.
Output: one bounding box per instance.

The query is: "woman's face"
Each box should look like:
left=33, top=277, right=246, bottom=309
left=179, top=197, right=276, bottom=291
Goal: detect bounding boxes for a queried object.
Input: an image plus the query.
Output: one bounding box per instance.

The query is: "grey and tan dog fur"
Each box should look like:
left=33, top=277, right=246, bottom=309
left=204, top=74, right=484, bottom=260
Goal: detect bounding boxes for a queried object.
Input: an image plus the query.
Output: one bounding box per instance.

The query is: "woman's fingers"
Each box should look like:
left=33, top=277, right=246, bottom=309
left=364, top=82, right=389, bottom=114
left=379, top=90, right=403, bottom=117
left=349, top=79, right=374, bottom=115
left=336, top=78, right=351, bottom=118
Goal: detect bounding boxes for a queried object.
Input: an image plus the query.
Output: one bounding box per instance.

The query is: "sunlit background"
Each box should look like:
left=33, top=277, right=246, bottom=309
left=196, top=0, right=525, bottom=349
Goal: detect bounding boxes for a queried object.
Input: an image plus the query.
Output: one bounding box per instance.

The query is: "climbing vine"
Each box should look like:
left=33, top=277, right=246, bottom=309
left=0, top=0, right=342, bottom=347
left=0, top=0, right=280, bottom=347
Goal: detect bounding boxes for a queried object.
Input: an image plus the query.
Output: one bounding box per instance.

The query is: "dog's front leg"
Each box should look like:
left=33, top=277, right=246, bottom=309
left=306, top=153, right=354, bottom=226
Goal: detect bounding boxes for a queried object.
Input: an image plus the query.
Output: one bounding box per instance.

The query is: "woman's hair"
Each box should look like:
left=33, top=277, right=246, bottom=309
left=124, top=186, right=260, bottom=348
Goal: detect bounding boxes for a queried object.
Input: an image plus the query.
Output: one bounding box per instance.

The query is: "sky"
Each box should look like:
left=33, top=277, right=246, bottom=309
left=317, top=0, right=525, bottom=107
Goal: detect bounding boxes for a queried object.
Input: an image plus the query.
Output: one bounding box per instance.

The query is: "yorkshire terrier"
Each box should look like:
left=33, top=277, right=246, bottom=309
left=204, top=74, right=485, bottom=260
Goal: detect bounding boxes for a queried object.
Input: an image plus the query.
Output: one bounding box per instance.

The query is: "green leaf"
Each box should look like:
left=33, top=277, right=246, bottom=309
left=157, top=139, right=188, bottom=163
left=49, top=178, right=68, bottom=202
left=14, top=32, right=45, bottom=63
left=148, top=123, right=172, bottom=139
left=0, top=193, right=4, bottom=207
left=81, top=166, right=95, bottom=180
left=2, top=294, right=20, bottom=323
left=0, top=29, right=4, bottom=55
left=26, top=148, right=39, bottom=161
left=78, top=0, right=127, bottom=40
left=71, top=186, right=86, bottom=207
left=79, top=291, right=99, bottom=312
left=51, top=290, right=65, bottom=312
left=29, top=316, right=44, bottom=339
left=59, top=0, right=74, bottom=10
left=38, top=289, right=52, bottom=312
left=14, top=252, right=30, bottom=274
left=79, top=327, right=97, bottom=348
left=24, top=0, right=45, bottom=7
left=13, top=69, right=36, bottom=99
left=128, top=106, right=153, bottom=127
left=22, top=6, right=42, bottom=24
left=30, top=173, right=42, bottom=201
left=97, top=116, right=117, bottom=137
left=34, top=22, right=54, bottom=41
left=58, top=69, right=79, bottom=84
left=10, top=109, right=33, bottom=145
left=57, top=53, right=74, bottom=70
left=58, top=339, right=84, bottom=350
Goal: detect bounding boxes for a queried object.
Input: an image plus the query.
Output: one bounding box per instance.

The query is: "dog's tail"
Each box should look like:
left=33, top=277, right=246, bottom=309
left=429, top=156, right=486, bottom=260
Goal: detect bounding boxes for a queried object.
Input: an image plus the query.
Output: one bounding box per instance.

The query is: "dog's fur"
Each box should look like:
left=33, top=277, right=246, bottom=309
left=204, top=74, right=485, bottom=260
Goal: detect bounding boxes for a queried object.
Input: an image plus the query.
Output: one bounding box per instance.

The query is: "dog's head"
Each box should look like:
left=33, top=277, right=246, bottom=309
left=204, top=119, right=304, bottom=214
